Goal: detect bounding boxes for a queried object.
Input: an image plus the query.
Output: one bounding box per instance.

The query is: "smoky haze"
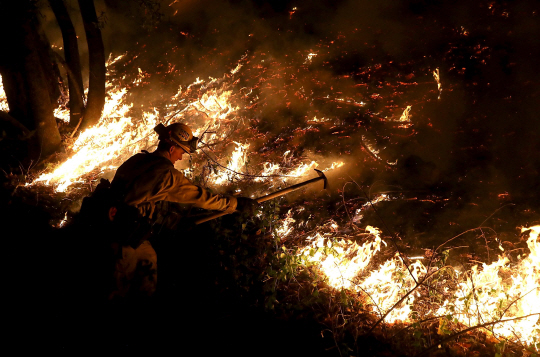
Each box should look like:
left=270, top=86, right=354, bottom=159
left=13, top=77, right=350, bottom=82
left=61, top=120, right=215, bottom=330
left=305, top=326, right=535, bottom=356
left=42, top=0, right=540, bottom=216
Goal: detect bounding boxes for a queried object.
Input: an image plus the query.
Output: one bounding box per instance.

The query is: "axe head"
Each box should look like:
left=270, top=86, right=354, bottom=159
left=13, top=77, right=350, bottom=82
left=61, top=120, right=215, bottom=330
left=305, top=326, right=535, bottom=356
left=314, top=169, right=328, bottom=190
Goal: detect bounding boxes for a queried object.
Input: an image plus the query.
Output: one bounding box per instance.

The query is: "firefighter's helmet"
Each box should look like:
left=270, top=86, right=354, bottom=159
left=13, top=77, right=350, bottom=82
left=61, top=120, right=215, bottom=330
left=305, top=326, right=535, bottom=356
left=154, top=123, right=198, bottom=153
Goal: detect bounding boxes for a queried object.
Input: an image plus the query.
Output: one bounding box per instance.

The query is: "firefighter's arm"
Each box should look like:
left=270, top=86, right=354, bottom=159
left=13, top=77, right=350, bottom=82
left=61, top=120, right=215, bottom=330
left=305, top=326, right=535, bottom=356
left=162, top=169, right=237, bottom=212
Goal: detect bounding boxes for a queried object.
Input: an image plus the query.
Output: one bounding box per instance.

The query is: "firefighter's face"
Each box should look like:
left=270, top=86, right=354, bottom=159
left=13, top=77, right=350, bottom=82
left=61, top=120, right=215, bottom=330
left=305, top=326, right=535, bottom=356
left=169, top=145, right=187, bottom=163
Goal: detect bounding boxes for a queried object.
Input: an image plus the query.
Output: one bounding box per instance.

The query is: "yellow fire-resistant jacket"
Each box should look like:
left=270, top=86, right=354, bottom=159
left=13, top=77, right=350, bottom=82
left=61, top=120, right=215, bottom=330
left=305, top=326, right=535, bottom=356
left=111, top=151, right=237, bottom=219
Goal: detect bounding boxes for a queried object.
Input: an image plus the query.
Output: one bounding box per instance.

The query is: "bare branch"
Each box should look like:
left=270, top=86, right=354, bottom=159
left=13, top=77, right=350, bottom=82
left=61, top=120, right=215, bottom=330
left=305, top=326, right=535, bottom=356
left=417, top=313, right=540, bottom=357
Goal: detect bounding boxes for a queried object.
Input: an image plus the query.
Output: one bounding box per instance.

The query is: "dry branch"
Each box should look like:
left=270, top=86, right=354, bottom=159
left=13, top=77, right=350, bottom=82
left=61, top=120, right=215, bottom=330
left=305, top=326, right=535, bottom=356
left=417, top=313, right=540, bottom=357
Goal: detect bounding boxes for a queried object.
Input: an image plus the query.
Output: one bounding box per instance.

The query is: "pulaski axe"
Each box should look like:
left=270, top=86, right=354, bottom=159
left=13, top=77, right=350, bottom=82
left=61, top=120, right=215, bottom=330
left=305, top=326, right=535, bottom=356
left=195, top=169, right=328, bottom=225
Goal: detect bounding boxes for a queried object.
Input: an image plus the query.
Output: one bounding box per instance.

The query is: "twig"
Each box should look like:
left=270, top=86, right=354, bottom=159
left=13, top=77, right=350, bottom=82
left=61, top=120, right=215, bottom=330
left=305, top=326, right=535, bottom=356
left=416, top=313, right=540, bottom=357
left=499, top=287, right=539, bottom=321
left=69, top=115, right=83, bottom=138
left=434, top=227, right=497, bottom=254
left=390, top=313, right=470, bottom=338
left=341, top=181, right=355, bottom=226
left=199, top=147, right=296, bottom=180
left=353, top=284, right=384, bottom=319
left=477, top=204, right=515, bottom=227
left=465, top=263, right=486, bottom=327
left=365, top=267, right=443, bottom=335
left=348, top=176, right=418, bottom=285
left=479, top=228, right=490, bottom=261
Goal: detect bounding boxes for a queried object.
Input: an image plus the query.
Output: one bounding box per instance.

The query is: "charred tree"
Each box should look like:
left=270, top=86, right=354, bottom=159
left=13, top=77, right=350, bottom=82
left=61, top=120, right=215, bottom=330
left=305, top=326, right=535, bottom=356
left=49, top=0, right=85, bottom=128
left=0, top=2, right=62, bottom=159
left=36, top=22, right=63, bottom=107
left=78, top=0, right=105, bottom=129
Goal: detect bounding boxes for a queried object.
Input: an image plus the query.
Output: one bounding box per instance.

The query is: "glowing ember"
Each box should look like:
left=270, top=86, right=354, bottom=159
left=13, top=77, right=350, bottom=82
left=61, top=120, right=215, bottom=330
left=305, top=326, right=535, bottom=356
left=231, top=63, right=243, bottom=75
left=275, top=209, right=295, bottom=238
left=305, top=52, right=317, bottom=64
left=433, top=67, right=442, bottom=99
left=307, top=116, right=330, bottom=123
left=399, top=105, right=412, bottom=122
left=107, top=53, right=125, bottom=67
left=353, top=194, right=392, bottom=224
left=362, top=135, right=382, bottom=159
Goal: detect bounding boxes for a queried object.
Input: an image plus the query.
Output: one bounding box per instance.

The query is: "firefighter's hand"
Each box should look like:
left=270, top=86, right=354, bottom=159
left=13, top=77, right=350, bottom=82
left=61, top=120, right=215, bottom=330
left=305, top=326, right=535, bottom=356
left=235, top=197, right=259, bottom=215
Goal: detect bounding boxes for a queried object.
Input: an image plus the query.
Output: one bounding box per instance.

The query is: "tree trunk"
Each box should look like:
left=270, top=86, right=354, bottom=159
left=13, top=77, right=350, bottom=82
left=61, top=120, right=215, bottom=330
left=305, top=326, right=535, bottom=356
left=0, top=2, right=62, bottom=159
left=0, top=70, right=30, bottom=129
left=49, top=0, right=85, bottom=127
left=0, top=111, right=31, bottom=139
left=36, top=24, right=62, bottom=106
left=78, top=0, right=105, bottom=129
left=21, top=20, right=63, bottom=158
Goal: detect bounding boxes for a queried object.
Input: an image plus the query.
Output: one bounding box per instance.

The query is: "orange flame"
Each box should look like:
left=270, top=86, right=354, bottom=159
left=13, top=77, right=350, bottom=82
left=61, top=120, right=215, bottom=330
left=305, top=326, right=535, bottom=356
left=0, top=76, right=9, bottom=112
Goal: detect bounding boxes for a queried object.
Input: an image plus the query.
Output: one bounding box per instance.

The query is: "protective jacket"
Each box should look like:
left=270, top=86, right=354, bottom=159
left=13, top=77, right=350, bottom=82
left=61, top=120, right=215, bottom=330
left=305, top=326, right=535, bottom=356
left=110, top=151, right=237, bottom=219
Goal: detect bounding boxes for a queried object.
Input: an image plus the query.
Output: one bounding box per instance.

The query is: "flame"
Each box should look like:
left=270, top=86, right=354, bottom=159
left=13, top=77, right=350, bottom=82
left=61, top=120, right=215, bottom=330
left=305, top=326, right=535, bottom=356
left=399, top=105, right=412, bottom=122
left=323, top=161, right=344, bottom=171
left=294, top=218, right=539, bottom=344
left=297, top=222, right=425, bottom=323
left=360, top=256, right=426, bottom=323
left=58, top=212, right=68, bottom=228
left=33, top=81, right=160, bottom=191
left=286, top=161, right=318, bottom=179
left=254, top=160, right=342, bottom=187
left=30, top=56, right=337, bottom=194
left=34, top=107, right=159, bottom=191
left=307, top=116, right=330, bottom=123
left=362, top=135, right=381, bottom=158
left=211, top=141, right=250, bottom=185
left=305, top=52, right=317, bottom=64
left=353, top=194, right=392, bottom=223
left=275, top=209, right=296, bottom=238
left=300, top=225, right=386, bottom=290
left=54, top=106, right=70, bottom=123
left=196, top=90, right=238, bottom=120
left=433, top=67, right=442, bottom=99
left=31, top=66, right=242, bottom=192
left=0, top=75, right=9, bottom=112
left=436, top=226, right=540, bottom=345
left=254, top=162, right=281, bottom=182
left=9, top=29, right=538, bottom=352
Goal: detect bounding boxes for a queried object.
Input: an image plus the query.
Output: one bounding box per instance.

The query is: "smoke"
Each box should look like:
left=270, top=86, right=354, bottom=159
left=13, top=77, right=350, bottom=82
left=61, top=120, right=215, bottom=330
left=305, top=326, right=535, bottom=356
left=38, top=0, right=540, bottom=239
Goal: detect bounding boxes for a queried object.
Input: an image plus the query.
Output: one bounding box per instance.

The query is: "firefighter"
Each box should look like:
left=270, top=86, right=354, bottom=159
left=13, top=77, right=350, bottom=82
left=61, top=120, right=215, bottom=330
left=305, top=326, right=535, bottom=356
left=106, top=122, right=257, bottom=299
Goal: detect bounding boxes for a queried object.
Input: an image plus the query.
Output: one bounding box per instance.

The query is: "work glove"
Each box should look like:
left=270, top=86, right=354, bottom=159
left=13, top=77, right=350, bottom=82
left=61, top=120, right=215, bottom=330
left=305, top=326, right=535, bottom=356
left=235, top=197, right=259, bottom=215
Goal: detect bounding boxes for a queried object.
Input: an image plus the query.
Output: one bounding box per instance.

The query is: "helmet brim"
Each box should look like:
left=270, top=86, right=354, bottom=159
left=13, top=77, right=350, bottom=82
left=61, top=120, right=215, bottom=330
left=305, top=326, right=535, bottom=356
left=171, top=136, right=198, bottom=154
